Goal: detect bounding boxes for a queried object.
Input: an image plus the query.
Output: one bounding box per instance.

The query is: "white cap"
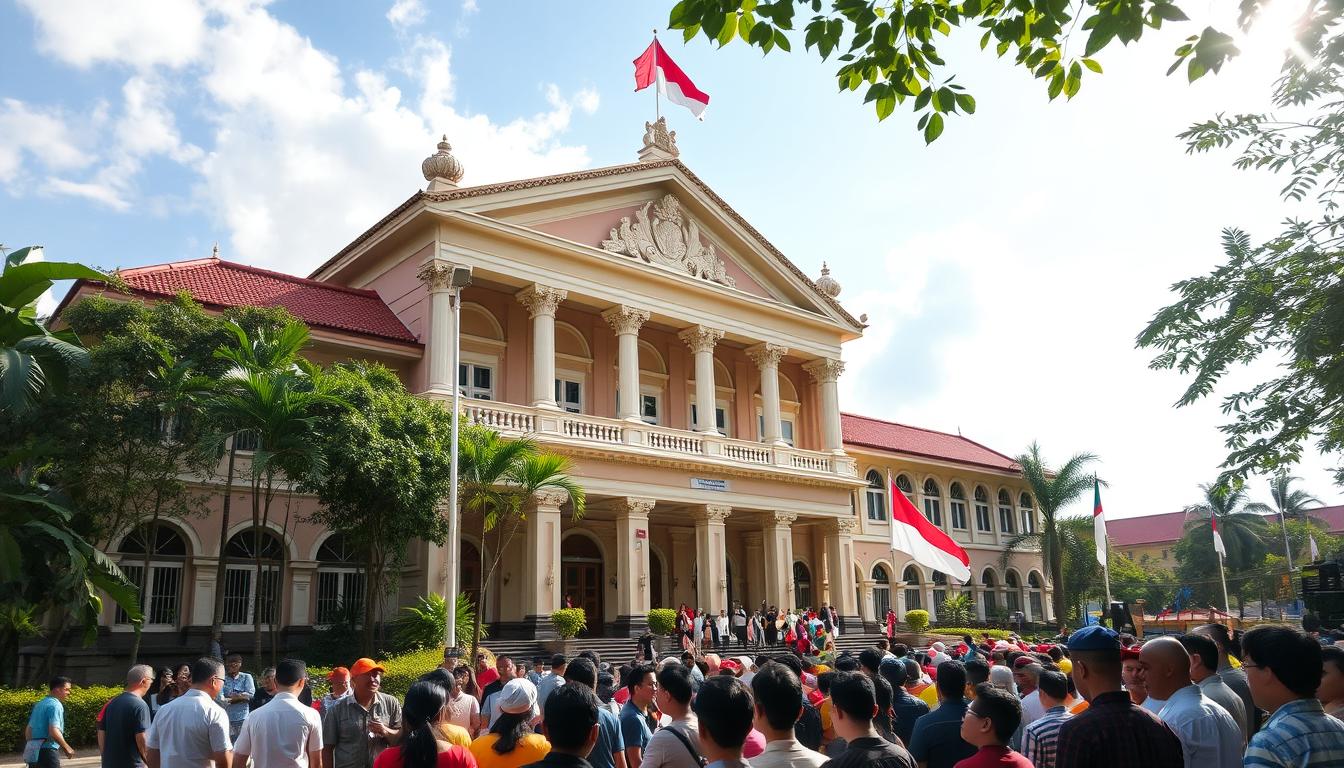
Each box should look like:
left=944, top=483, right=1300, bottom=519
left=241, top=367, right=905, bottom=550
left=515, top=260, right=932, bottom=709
left=497, top=678, right=539, bottom=716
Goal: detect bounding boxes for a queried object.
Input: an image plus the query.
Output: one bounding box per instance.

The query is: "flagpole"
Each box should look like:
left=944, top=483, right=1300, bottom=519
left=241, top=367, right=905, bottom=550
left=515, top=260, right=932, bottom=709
left=1096, top=475, right=1113, bottom=625
left=1217, top=549, right=1230, bottom=614
left=652, top=29, right=660, bottom=121
left=1278, top=506, right=1300, bottom=614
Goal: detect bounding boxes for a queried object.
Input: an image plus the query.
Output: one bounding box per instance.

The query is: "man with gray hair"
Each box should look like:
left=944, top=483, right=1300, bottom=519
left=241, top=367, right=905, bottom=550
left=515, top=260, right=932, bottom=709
left=98, top=664, right=153, bottom=768
left=1016, top=663, right=1046, bottom=726
left=250, top=668, right=278, bottom=711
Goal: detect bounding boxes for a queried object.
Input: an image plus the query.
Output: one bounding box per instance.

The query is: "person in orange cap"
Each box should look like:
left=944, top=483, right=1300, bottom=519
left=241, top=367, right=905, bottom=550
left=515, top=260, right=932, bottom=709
left=323, top=658, right=404, bottom=768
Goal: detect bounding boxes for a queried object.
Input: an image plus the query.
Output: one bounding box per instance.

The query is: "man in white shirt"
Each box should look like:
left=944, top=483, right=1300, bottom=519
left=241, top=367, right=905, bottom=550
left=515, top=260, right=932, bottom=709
left=1015, top=663, right=1046, bottom=726
left=145, top=657, right=232, bottom=768
left=640, top=662, right=702, bottom=768
left=234, top=658, right=322, bottom=768
left=1177, top=633, right=1248, bottom=744
left=1139, top=637, right=1242, bottom=768
left=749, top=662, right=827, bottom=768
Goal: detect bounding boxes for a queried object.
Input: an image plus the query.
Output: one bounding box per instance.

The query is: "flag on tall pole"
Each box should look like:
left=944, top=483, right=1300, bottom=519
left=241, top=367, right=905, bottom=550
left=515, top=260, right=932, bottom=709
left=888, top=472, right=971, bottom=582
left=633, top=37, right=711, bottom=119
left=1212, top=515, right=1231, bottom=612
left=1310, top=534, right=1320, bottom=561
left=1094, top=477, right=1113, bottom=617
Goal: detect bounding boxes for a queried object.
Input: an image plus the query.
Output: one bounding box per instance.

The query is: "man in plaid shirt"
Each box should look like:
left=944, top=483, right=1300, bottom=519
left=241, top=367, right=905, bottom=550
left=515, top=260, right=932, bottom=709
left=1241, top=625, right=1344, bottom=767
left=1019, top=670, right=1071, bottom=768
left=1052, top=626, right=1182, bottom=768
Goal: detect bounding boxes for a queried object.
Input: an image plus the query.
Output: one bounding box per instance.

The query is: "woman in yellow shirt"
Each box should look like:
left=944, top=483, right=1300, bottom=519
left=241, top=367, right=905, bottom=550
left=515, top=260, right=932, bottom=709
left=468, top=679, right=550, bottom=768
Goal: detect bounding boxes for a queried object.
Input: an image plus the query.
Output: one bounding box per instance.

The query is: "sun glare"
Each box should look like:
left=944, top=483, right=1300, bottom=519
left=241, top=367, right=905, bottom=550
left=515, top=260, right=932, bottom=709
left=1240, top=0, right=1315, bottom=68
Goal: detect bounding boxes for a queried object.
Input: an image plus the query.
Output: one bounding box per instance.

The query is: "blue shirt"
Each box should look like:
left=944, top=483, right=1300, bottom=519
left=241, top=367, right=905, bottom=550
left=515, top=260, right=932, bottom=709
left=27, top=696, right=64, bottom=751
left=907, top=697, right=975, bottom=768
left=220, top=671, right=255, bottom=724
left=589, top=706, right=626, bottom=768
left=890, top=687, right=930, bottom=747
left=1243, top=698, right=1344, bottom=767
left=620, top=701, right=653, bottom=755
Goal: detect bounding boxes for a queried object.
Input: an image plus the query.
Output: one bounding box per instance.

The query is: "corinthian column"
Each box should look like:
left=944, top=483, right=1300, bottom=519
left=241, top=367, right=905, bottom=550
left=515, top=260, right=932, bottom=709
left=693, top=505, right=732, bottom=612
left=603, top=305, right=650, bottom=421
left=804, top=357, right=847, bottom=452
left=678, top=325, right=724, bottom=433
left=761, top=512, right=797, bottom=610
left=824, top=517, right=861, bottom=632
left=747, top=343, right=789, bottom=445
left=615, top=497, right=656, bottom=636
left=416, top=259, right=458, bottom=394
left=516, top=284, right=568, bottom=409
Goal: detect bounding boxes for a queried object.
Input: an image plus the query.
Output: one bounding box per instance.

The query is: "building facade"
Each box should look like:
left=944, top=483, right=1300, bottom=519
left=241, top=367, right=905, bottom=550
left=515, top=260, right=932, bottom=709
left=61, top=125, right=1051, bottom=657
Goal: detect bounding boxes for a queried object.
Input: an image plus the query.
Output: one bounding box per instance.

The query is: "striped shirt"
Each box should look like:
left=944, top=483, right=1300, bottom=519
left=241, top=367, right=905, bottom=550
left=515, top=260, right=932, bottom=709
left=1243, top=698, right=1344, bottom=767
left=1020, top=705, right=1070, bottom=768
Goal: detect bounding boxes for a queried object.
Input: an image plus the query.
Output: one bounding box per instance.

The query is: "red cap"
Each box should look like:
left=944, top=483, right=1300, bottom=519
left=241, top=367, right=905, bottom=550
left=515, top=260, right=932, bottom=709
left=350, top=658, right=386, bottom=677
left=1120, top=646, right=1142, bottom=661
left=327, top=666, right=350, bottom=681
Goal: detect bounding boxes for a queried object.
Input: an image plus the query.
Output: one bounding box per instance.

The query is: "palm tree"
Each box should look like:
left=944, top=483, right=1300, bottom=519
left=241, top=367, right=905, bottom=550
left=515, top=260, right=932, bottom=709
left=1013, top=442, right=1102, bottom=631
left=1183, top=483, right=1273, bottom=573
left=1268, top=472, right=1324, bottom=566
left=457, top=425, right=585, bottom=658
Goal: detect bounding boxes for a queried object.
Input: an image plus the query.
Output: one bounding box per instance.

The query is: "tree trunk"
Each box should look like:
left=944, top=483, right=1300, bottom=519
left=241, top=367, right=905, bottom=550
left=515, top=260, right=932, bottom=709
left=272, top=487, right=291, bottom=667
left=1047, top=524, right=1067, bottom=633
left=29, top=613, right=69, bottom=687
left=362, top=547, right=380, bottom=656
left=252, top=475, right=264, bottom=667
left=211, top=443, right=239, bottom=640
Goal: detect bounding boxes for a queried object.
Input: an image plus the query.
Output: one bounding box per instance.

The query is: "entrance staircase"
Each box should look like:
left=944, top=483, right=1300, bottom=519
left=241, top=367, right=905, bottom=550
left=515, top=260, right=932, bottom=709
left=473, top=632, right=895, bottom=667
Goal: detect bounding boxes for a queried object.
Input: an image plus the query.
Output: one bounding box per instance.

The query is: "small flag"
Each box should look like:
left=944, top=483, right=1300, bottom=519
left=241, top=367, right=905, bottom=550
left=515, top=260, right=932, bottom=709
left=889, top=473, right=971, bottom=582
left=1212, top=515, right=1227, bottom=557
left=633, top=39, right=711, bottom=119
left=1093, top=478, right=1107, bottom=568
left=1310, top=534, right=1320, bottom=560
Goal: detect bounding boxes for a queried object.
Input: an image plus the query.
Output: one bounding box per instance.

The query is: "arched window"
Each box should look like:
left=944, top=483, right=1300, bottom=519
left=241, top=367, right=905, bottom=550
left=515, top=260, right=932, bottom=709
left=922, top=479, right=943, bottom=527
left=1004, top=570, right=1022, bottom=614
left=1028, top=572, right=1045, bottom=621
left=895, top=474, right=914, bottom=498
left=981, top=568, right=998, bottom=617
left=872, top=564, right=892, bottom=618
left=116, top=524, right=187, bottom=627
left=865, top=471, right=887, bottom=521
left=223, top=529, right=283, bottom=627
left=949, top=482, right=968, bottom=530
left=902, top=566, right=923, bottom=612
left=998, top=489, right=1016, bottom=535
left=1019, top=493, right=1037, bottom=535
left=973, top=486, right=993, bottom=533
left=315, top=534, right=365, bottom=626
left=932, top=571, right=948, bottom=619
left=793, top=562, right=813, bottom=609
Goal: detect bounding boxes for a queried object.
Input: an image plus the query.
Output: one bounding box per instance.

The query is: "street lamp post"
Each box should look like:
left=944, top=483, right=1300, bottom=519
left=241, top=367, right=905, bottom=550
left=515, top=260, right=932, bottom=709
left=444, top=264, right=472, bottom=652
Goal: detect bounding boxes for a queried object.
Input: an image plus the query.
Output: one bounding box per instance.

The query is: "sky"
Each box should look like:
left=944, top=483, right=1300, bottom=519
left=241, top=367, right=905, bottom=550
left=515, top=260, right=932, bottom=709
left=2, top=0, right=1338, bottom=521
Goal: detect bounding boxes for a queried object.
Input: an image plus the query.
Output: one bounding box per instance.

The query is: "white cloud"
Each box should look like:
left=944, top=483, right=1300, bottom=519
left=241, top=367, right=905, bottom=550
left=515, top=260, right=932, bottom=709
left=461, top=0, right=479, bottom=14
left=0, top=99, right=90, bottom=184
left=387, top=0, right=427, bottom=30
left=16, top=0, right=207, bottom=70
left=575, top=87, right=600, bottom=115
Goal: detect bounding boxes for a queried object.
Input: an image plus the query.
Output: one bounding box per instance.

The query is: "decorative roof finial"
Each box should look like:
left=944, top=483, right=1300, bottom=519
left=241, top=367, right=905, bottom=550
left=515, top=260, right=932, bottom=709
left=422, top=134, right=464, bottom=191
left=815, top=261, right=841, bottom=298
left=211, top=242, right=220, bottom=260
left=638, top=117, right=679, bottom=163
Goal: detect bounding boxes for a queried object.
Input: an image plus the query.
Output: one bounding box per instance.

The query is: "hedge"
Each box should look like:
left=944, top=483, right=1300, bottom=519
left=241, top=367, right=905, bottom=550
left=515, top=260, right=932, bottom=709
left=904, top=610, right=930, bottom=633
left=930, top=627, right=1015, bottom=641
left=647, top=609, right=677, bottom=636
left=307, top=647, right=442, bottom=700
left=0, top=685, right=122, bottom=752
left=551, top=609, right=587, bottom=640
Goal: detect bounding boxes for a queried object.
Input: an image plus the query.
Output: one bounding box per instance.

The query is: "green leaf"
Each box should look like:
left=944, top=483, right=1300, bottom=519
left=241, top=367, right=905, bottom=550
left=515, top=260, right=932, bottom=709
left=717, top=12, right=737, bottom=46
left=682, top=23, right=701, bottom=43
left=876, top=94, right=896, bottom=120
left=773, top=28, right=791, bottom=52
left=1082, top=58, right=1103, bottom=74
left=1151, top=4, right=1189, bottom=22
left=954, top=93, right=976, bottom=114
left=914, top=88, right=932, bottom=111
left=0, top=261, right=104, bottom=309
left=1048, top=70, right=1065, bottom=100
left=1084, top=22, right=1115, bottom=57
left=923, top=112, right=944, bottom=144
left=738, top=12, right=756, bottom=40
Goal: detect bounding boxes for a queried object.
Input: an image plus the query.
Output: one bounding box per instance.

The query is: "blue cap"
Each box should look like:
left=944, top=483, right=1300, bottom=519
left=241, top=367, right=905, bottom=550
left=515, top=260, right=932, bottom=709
left=1067, top=625, right=1120, bottom=652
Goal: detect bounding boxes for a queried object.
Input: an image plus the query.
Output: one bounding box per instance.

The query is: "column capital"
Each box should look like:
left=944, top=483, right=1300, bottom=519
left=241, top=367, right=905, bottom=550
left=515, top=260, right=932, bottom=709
left=416, top=259, right=458, bottom=292
left=533, top=489, right=570, bottom=510
left=763, top=511, right=797, bottom=527
left=516, top=284, right=568, bottom=319
left=693, top=505, right=732, bottom=524
left=622, top=497, right=657, bottom=517
left=678, top=325, right=724, bottom=354
left=746, top=343, right=788, bottom=369
left=803, top=357, right=846, bottom=383
left=826, top=516, right=860, bottom=536
left=602, top=305, right=650, bottom=335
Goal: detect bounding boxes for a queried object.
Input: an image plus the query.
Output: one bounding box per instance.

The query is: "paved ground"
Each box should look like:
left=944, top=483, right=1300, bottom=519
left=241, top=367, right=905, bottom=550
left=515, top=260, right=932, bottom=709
left=0, top=748, right=100, bottom=767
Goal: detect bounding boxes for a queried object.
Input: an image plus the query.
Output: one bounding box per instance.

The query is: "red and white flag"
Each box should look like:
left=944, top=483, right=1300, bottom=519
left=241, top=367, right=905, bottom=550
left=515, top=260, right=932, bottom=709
left=1212, top=515, right=1227, bottom=557
left=633, top=39, right=710, bottom=119
left=889, top=473, right=971, bottom=582
left=1093, top=478, right=1108, bottom=567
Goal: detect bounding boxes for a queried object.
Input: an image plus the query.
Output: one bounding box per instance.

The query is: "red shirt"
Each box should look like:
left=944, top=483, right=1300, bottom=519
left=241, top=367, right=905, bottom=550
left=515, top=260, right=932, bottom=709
left=954, top=746, right=1033, bottom=768
left=475, top=668, right=500, bottom=691
left=374, top=745, right=477, bottom=768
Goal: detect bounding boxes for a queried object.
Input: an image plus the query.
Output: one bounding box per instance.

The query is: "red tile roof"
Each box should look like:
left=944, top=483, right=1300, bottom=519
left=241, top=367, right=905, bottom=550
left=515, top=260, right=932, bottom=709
left=1109, top=505, right=1344, bottom=547
left=107, top=257, right=417, bottom=344
left=840, top=413, right=1021, bottom=472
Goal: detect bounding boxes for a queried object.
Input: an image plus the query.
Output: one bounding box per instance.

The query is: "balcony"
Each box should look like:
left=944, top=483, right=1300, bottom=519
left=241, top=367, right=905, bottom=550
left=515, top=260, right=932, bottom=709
left=443, top=398, right=859, bottom=485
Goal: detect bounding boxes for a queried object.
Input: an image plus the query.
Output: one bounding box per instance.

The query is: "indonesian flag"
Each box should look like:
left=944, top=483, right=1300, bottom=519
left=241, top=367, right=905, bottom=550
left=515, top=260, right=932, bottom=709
left=1094, top=478, right=1107, bottom=568
left=633, top=39, right=710, bottom=119
left=1310, top=534, right=1320, bottom=560
left=1212, top=515, right=1227, bottom=557
left=889, top=473, right=971, bottom=583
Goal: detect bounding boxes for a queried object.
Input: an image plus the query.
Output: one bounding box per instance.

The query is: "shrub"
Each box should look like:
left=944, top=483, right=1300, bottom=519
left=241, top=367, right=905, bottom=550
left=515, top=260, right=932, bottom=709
left=938, top=594, right=975, bottom=627
left=929, top=627, right=1014, bottom=640
left=0, top=685, right=122, bottom=751
left=904, top=609, right=930, bottom=633
left=647, top=608, right=677, bottom=636
left=308, top=647, right=442, bottom=701
left=393, top=593, right=486, bottom=655
left=551, top=608, right=587, bottom=639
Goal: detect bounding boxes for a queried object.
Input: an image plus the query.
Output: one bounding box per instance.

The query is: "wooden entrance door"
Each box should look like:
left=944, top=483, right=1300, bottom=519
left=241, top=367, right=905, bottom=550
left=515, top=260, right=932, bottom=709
left=562, top=562, right=603, bottom=636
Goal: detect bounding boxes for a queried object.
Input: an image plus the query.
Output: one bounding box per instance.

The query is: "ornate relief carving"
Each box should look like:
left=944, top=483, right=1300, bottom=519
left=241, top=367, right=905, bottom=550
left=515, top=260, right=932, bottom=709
left=623, top=497, right=656, bottom=517
left=533, top=489, right=570, bottom=509
left=642, top=117, right=679, bottom=157
left=746, top=343, right=789, bottom=370
left=416, top=260, right=457, bottom=291
left=515, top=284, right=568, bottom=318
left=803, top=357, right=846, bottom=383
left=678, top=325, right=724, bottom=354
left=829, top=517, right=860, bottom=535
left=602, top=305, right=650, bottom=336
left=693, top=505, right=732, bottom=524
left=768, top=511, right=798, bottom=527
left=602, top=194, right=737, bottom=288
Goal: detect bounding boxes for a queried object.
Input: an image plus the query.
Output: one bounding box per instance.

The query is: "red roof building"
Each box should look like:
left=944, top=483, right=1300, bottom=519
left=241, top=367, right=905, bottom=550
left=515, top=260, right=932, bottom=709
left=840, top=412, right=1021, bottom=472
left=1110, top=505, right=1344, bottom=569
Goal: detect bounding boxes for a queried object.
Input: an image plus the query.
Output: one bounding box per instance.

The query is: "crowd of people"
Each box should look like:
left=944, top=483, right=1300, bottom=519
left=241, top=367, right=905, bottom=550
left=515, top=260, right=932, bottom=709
left=673, top=603, right=844, bottom=654
left=19, top=621, right=1344, bottom=768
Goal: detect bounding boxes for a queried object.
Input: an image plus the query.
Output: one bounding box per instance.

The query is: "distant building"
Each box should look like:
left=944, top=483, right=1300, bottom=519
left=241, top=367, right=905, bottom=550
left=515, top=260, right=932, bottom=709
left=1109, top=506, right=1344, bottom=569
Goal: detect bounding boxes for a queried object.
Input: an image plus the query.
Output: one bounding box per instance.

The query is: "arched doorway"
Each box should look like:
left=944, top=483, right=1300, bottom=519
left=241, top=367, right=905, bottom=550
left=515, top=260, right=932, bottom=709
left=872, top=564, right=892, bottom=621
left=903, top=565, right=923, bottom=612
left=460, top=541, right=482, bottom=619
left=793, top=561, right=812, bottom=609
left=650, top=548, right=665, bottom=609
left=562, top=534, right=604, bottom=637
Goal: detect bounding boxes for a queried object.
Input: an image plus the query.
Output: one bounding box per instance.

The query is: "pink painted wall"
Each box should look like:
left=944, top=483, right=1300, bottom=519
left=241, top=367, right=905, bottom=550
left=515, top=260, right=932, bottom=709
left=366, top=243, right=433, bottom=393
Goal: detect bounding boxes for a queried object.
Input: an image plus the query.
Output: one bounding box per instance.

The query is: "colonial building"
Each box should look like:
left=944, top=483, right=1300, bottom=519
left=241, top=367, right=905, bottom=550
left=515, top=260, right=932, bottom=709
left=58, top=124, right=1052, bottom=655
left=1111, top=506, right=1344, bottom=570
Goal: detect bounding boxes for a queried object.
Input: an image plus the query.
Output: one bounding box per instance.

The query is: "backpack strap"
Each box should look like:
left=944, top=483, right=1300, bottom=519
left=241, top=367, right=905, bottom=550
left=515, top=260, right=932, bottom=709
left=665, top=724, right=706, bottom=768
